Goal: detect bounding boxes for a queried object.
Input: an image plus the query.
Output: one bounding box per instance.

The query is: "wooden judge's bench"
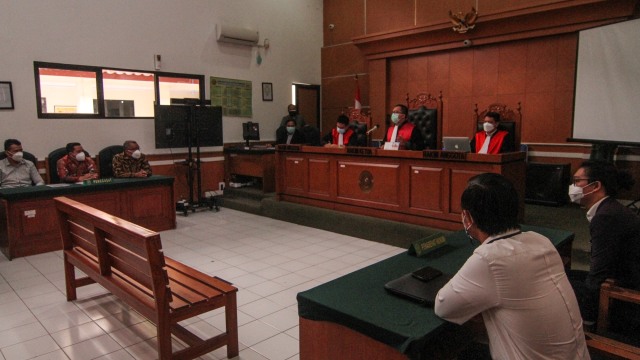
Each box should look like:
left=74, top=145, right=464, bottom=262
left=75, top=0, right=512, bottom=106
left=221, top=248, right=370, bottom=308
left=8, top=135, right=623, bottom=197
left=275, top=146, right=526, bottom=230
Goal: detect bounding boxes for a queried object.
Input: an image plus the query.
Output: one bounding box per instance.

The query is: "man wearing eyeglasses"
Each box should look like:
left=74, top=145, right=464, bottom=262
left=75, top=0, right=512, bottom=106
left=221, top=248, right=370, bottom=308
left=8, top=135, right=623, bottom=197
left=112, top=140, right=152, bottom=178
left=567, top=160, right=640, bottom=330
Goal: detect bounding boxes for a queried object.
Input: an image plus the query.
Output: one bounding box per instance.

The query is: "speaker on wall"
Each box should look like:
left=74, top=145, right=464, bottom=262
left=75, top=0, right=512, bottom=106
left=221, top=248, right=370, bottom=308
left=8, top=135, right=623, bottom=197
left=525, top=163, right=571, bottom=206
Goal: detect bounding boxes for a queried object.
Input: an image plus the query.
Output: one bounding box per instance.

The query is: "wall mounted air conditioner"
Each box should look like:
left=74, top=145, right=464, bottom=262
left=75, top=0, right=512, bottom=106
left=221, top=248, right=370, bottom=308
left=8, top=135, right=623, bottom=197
left=216, top=24, right=259, bottom=46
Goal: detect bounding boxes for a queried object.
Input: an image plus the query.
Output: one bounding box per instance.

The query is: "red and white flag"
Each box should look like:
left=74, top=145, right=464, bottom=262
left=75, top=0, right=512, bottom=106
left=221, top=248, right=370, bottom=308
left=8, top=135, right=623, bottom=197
left=354, top=75, right=362, bottom=110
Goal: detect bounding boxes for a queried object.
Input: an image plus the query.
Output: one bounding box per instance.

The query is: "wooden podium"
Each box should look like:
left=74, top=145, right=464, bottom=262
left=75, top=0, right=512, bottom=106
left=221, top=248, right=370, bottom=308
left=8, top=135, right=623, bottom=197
left=276, top=146, right=526, bottom=230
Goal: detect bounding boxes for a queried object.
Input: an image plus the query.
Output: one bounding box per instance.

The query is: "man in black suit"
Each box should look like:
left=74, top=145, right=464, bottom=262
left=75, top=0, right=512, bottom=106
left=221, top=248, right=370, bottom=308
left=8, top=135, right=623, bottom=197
left=275, top=119, right=305, bottom=145
left=568, top=160, right=640, bottom=329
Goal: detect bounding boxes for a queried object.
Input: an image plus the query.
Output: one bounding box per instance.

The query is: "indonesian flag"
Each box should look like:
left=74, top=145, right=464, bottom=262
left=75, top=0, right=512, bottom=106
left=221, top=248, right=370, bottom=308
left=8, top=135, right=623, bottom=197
left=354, top=75, right=362, bottom=110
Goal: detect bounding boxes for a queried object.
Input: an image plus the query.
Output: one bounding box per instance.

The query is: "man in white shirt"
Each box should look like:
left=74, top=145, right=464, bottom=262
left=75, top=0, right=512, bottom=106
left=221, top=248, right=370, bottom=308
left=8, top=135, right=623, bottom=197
left=435, top=173, right=589, bottom=359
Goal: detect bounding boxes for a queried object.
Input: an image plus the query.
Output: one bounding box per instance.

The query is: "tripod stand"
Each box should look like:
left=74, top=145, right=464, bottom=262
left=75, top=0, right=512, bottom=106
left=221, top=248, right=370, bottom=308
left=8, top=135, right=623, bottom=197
left=176, top=101, right=219, bottom=216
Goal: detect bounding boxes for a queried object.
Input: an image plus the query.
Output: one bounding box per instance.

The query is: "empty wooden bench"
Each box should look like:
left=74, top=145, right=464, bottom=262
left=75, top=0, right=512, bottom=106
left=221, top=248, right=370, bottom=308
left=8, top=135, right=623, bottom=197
left=54, top=196, right=239, bottom=360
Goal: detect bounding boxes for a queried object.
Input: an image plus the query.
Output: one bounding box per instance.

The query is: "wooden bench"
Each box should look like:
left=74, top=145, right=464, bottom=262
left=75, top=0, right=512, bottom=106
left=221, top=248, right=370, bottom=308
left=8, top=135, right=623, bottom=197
left=585, top=279, right=640, bottom=360
left=54, top=196, right=239, bottom=359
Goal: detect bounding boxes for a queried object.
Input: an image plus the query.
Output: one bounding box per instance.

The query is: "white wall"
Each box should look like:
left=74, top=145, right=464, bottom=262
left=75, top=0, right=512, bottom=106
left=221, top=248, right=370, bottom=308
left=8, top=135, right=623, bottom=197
left=0, top=0, right=323, bottom=158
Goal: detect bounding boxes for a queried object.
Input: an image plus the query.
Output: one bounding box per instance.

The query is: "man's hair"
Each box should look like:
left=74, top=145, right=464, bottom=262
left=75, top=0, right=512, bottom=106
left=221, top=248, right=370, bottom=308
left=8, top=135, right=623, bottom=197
left=461, top=173, right=520, bottom=236
left=485, top=111, right=501, bottom=122
left=4, top=139, right=21, bottom=151
left=337, top=115, right=350, bottom=125
left=580, top=160, right=635, bottom=198
left=123, top=140, right=138, bottom=150
left=66, top=142, right=81, bottom=154
left=394, top=104, right=409, bottom=116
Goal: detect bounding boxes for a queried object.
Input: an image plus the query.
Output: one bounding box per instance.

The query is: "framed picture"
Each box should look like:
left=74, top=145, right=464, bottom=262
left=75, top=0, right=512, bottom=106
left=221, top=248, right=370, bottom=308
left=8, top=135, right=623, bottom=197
left=262, top=82, right=273, bottom=101
left=0, top=82, right=14, bottom=110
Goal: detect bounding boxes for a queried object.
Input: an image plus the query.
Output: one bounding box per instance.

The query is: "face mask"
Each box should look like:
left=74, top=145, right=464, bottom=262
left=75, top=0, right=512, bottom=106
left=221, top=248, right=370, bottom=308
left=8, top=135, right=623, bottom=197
left=462, top=213, right=479, bottom=246
left=337, top=127, right=346, bottom=134
left=10, top=151, right=24, bottom=162
left=286, top=126, right=295, bottom=134
left=391, top=113, right=401, bottom=124
left=483, top=122, right=496, bottom=133
left=568, top=182, right=597, bottom=204
left=289, top=111, right=297, bottom=117
left=75, top=152, right=86, bottom=162
left=131, top=150, right=141, bottom=159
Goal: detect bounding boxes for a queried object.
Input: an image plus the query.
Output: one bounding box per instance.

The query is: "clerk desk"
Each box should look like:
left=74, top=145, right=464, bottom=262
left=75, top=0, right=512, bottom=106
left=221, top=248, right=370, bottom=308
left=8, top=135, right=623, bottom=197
left=276, top=146, right=526, bottom=230
left=0, top=175, right=175, bottom=260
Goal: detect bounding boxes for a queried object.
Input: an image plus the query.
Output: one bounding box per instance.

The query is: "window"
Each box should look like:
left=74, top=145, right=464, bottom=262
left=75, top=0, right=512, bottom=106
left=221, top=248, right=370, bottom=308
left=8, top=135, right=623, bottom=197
left=34, top=62, right=205, bottom=119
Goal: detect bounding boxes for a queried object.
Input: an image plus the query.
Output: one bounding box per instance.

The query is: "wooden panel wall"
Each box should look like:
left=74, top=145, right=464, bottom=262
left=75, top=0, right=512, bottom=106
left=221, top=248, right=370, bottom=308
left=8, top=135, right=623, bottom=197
left=322, top=0, right=640, bottom=199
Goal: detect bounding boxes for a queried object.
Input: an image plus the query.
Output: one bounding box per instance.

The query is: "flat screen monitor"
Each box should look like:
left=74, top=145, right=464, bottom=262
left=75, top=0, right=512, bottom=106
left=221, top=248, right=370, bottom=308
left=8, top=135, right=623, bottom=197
left=154, top=105, right=223, bottom=149
left=242, top=122, right=260, bottom=147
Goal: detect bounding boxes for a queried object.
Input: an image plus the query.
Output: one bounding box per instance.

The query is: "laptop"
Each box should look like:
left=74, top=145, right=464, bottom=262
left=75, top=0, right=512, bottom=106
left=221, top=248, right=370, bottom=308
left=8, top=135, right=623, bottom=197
left=384, top=268, right=452, bottom=306
left=442, top=137, right=471, bottom=152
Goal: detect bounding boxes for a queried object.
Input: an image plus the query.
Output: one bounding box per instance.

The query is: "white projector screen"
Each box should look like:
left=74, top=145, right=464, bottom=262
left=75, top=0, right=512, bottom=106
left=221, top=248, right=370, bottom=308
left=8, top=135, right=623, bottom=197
left=573, top=18, right=640, bottom=145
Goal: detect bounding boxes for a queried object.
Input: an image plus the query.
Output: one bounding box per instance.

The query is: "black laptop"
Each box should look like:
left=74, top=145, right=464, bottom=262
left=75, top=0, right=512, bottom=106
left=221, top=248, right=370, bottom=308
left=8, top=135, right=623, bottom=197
left=384, top=266, right=452, bottom=306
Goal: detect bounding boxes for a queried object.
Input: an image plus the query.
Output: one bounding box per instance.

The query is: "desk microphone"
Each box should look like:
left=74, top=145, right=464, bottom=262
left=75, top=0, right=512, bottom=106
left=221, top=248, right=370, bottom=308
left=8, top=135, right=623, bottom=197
left=366, top=124, right=379, bottom=135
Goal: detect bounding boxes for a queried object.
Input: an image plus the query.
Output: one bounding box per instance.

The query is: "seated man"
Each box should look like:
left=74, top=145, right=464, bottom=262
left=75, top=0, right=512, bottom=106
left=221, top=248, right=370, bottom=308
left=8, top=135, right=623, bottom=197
left=382, top=104, right=425, bottom=150
left=57, top=142, right=99, bottom=183
left=0, top=139, right=45, bottom=188
left=567, top=160, right=640, bottom=330
left=470, top=111, right=514, bottom=154
left=322, top=115, right=360, bottom=147
left=435, top=173, right=589, bottom=359
left=112, top=140, right=152, bottom=178
left=276, top=119, right=305, bottom=145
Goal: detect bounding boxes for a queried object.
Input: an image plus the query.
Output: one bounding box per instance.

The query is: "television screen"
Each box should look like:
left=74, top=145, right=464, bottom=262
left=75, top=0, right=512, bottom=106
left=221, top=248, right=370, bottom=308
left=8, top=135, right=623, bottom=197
left=154, top=105, right=223, bottom=149
left=242, top=122, right=260, bottom=142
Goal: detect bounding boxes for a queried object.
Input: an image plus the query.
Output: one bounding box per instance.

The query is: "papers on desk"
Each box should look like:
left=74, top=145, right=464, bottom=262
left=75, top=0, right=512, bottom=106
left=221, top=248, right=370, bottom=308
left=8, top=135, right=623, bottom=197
left=46, top=183, right=71, bottom=188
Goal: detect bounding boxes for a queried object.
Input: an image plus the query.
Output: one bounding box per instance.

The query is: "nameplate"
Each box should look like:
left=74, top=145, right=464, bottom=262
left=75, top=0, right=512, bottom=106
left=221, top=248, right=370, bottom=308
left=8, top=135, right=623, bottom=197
left=346, top=147, right=373, bottom=156
left=408, top=233, right=447, bottom=257
left=422, top=151, right=467, bottom=160
left=383, top=142, right=399, bottom=151
left=83, top=178, right=113, bottom=185
left=280, top=145, right=301, bottom=151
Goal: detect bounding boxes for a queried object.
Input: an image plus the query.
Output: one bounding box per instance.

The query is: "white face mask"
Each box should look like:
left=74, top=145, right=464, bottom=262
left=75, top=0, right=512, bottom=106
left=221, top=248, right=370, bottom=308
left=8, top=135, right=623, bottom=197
left=483, top=122, right=496, bottom=133
left=337, top=127, right=346, bottom=134
left=131, top=150, right=141, bottom=159
left=10, top=151, right=24, bottom=162
left=75, top=152, right=86, bottom=162
left=391, top=113, right=401, bottom=124
left=286, top=126, right=295, bottom=134
left=568, top=182, right=597, bottom=204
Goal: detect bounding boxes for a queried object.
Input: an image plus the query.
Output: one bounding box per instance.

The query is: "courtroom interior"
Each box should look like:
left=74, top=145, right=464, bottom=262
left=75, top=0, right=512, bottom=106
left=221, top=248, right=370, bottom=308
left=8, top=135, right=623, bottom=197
left=1, top=0, right=640, bottom=359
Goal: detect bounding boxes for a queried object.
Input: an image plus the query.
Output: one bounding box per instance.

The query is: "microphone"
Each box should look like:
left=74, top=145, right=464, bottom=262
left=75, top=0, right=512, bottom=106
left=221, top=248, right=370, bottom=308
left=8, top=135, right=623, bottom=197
left=366, top=124, right=379, bottom=135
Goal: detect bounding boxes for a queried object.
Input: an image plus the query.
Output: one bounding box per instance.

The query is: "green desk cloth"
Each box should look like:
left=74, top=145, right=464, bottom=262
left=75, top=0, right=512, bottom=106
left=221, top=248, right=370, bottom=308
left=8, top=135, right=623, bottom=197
left=0, top=175, right=174, bottom=201
left=297, top=225, right=574, bottom=359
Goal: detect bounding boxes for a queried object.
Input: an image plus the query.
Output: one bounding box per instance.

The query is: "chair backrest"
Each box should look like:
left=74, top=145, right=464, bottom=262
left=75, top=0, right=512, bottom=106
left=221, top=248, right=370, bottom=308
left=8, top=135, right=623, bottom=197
left=97, top=145, right=124, bottom=178
left=406, top=92, right=443, bottom=150
left=474, top=102, right=522, bottom=151
left=45, top=147, right=68, bottom=184
left=0, top=151, right=38, bottom=165
left=344, top=107, right=372, bottom=147
left=301, top=125, right=322, bottom=146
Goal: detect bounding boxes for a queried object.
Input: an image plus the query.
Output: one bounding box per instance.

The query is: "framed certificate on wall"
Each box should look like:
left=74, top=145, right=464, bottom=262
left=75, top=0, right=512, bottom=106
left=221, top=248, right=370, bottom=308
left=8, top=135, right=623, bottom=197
left=0, top=82, right=14, bottom=110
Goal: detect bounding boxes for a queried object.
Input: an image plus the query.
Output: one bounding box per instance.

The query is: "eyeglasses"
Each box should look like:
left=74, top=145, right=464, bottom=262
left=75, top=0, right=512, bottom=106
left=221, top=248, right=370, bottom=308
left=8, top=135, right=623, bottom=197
left=572, top=178, right=591, bottom=186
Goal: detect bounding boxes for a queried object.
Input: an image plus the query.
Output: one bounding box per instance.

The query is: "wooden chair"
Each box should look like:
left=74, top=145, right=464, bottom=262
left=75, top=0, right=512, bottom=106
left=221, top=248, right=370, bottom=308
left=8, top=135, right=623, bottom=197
left=406, top=91, right=443, bottom=150
left=473, top=103, right=522, bottom=152
left=585, top=279, right=640, bottom=359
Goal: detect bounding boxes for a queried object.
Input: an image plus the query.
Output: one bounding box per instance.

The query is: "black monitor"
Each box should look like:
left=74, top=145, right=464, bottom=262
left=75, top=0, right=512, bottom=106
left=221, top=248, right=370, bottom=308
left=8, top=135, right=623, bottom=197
left=242, top=122, right=260, bottom=147
left=154, top=105, right=223, bottom=149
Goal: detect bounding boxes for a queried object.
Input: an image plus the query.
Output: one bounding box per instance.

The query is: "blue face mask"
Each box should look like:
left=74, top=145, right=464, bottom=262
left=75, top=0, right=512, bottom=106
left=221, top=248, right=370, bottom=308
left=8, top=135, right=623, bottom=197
left=391, top=113, right=401, bottom=124
left=337, top=127, right=346, bottom=134
left=286, top=126, right=295, bottom=134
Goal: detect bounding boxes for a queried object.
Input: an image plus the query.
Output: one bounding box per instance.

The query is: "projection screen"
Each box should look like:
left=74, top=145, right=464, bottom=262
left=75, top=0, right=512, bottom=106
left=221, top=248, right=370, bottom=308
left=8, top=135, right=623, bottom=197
left=573, top=18, right=640, bottom=145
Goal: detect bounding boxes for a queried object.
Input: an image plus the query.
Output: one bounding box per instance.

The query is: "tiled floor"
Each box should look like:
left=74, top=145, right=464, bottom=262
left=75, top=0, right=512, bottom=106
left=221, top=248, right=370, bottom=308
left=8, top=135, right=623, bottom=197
left=0, top=209, right=404, bottom=360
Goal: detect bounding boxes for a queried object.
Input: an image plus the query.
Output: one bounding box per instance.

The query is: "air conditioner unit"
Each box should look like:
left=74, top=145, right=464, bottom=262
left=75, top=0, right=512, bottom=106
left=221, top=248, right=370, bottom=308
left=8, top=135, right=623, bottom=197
left=216, top=24, right=259, bottom=46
